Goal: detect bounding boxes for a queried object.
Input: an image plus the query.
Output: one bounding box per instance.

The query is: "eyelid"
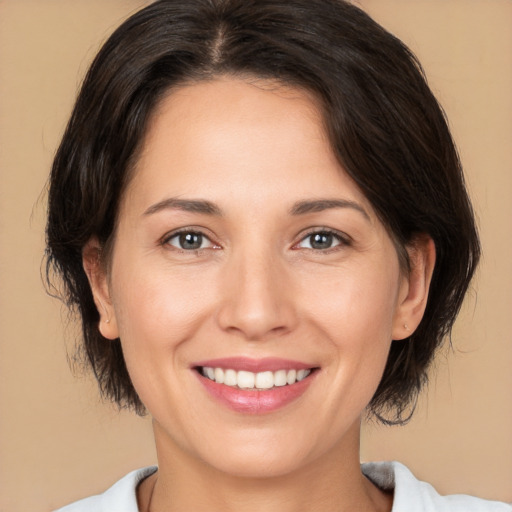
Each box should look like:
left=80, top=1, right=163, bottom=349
left=159, top=226, right=351, bottom=252
left=160, top=227, right=221, bottom=250
left=292, top=227, right=352, bottom=250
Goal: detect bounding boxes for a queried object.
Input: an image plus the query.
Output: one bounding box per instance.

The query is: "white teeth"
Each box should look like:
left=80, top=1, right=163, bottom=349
left=255, top=371, right=274, bottom=389
left=297, top=369, right=307, bottom=381
left=237, top=371, right=255, bottom=389
left=201, top=366, right=313, bottom=389
left=274, top=369, right=287, bottom=387
left=224, top=369, right=237, bottom=386
left=214, top=367, right=224, bottom=384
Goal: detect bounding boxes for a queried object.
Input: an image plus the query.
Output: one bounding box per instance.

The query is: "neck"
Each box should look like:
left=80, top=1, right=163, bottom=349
left=141, top=420, right=392, bottom=512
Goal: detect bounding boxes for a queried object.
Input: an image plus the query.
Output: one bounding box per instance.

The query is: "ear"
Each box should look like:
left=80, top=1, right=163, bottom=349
left=82, top=238, right=119, bottom=340
left=392, top=235, right=436, bottom=340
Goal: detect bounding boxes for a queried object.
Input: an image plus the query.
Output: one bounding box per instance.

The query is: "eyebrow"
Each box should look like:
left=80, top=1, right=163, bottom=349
left=143, top=198, right=222, bottom=216
left=143, top=197, right=369, bottom=220
left=289, top=199, right=370, bottom=220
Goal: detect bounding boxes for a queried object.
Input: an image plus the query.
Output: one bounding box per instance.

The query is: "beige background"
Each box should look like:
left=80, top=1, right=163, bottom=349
left=0, top=1, right=510, bottom=510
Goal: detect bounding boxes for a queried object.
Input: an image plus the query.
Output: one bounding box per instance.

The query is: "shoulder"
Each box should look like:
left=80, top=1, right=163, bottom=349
left=362, top=461, right=512, bottom=512
left=53, top=466, right=157, bottom=512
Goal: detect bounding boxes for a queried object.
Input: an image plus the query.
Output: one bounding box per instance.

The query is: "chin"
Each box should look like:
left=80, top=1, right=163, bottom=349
left=187, top=423, right=334, bottom=480
left=206, top=447, right=311, bottom=480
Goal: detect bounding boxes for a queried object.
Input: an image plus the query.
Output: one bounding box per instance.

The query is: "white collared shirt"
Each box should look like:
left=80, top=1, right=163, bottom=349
left=54, top=461, right=512, bottom=511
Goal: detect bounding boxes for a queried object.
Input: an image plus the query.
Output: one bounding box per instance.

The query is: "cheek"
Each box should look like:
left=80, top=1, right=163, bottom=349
left=300, top=261, right=401, bottom=345
left=110, top=259, right=216, bottom=357
left=299, top=259, right=400, bottom=400
left=107, top=259, right=220, bottom=419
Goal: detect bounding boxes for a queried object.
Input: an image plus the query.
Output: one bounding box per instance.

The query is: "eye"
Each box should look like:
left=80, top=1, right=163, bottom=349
left=296, top=230, right=347, bottom=250
left=165, top=231, right=216, bottom=251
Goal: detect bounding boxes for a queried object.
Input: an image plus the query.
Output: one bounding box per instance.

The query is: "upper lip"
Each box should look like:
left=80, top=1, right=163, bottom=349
left=192, top=357, right=317, bottom=373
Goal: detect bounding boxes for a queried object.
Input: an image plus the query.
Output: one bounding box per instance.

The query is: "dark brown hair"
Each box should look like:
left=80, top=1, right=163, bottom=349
left=46, top=0, right=480, bottom=423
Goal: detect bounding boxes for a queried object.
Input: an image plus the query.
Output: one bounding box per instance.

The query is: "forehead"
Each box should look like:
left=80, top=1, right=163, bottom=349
left=141, top=77, right=327, bottom=167
left=122, top=77, right=373, bottom=216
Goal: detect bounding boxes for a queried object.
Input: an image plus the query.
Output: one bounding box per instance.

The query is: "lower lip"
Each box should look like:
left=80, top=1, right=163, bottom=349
left=197, top=372, right=316, bottom=414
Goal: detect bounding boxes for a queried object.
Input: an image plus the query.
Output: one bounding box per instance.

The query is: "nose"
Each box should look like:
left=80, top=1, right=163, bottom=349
left=215, top=247, right=298, bottom=341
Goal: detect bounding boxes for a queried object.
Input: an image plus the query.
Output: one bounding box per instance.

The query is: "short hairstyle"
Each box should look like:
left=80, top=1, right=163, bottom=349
left=46, top=0, right=480, bottom=423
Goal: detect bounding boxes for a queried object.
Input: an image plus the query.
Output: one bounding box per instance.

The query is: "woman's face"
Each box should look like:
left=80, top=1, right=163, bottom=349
left=93, top=77, right=418, bottom=478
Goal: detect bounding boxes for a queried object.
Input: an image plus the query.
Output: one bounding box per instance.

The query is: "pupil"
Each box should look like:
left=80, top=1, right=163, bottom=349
left=311, top=233, right=332, bottom=249
left=180, top=232, right=202, bottom=250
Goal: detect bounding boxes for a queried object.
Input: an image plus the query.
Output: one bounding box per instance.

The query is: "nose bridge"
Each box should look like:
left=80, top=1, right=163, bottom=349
left=216, top=239, right=296, bottom=340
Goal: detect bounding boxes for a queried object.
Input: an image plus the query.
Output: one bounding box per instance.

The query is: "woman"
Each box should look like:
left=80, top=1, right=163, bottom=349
left=46, top=0, right=510, bottom=510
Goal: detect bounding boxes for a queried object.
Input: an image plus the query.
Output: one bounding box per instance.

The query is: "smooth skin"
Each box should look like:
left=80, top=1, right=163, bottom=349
left=84, top=77, right=435, bottom=512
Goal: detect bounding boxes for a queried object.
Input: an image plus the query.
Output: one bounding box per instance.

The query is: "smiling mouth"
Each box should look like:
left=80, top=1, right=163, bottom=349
left=196, top=366, right=316, bottom=391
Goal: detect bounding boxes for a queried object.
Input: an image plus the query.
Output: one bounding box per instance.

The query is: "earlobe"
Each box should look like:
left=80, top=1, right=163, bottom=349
left=82, top=238, right=119, bottom=340
left=392, top=235, right=436, bottom=340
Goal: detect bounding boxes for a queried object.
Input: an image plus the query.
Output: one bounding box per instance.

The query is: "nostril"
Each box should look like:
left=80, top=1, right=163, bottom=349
left=216, top=303, right=296, bottom=341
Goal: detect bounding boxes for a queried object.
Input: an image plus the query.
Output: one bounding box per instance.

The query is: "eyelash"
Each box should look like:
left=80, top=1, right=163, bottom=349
left=161, top=229, right=219, bottom=252
left=161, top=228, right=351, bottom=253
left=292, top=228, right=352, bottom=252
